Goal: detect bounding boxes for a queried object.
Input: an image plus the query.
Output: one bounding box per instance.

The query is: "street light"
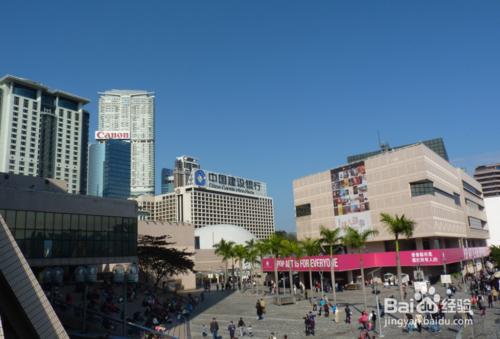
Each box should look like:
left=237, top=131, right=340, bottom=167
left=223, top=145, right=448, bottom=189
left=113, top=263, right=139, bottom=336
left=369, top=268, right=384, bottom=338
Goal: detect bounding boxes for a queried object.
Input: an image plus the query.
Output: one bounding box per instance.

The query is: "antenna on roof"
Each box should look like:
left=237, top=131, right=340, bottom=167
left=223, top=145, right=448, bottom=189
left=377, top=131, right=390, bottom=153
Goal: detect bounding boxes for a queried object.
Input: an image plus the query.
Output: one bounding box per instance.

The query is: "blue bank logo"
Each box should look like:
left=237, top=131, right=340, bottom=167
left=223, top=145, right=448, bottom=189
left=194, top=169, right=206, bottom=186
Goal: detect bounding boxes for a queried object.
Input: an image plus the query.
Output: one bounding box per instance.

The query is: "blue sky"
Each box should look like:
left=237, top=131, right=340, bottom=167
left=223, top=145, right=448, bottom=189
left=2, top=1, right=500, bottom=232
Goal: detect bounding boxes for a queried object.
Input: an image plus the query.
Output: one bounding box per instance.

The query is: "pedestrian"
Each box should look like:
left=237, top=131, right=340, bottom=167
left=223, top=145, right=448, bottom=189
left=345, top=305, right=352, bottom=324
left=358, top=311, right=369, bottom=330
left=488, top=293, right=493, bottom=308
left=256, top=300, right=263, bottom=320
left=370, top=310, right=377, bottom=332
left=238, top=317, right=246, bottom=337
left=415, top=313, right=423, bottom=333
left=210, top=318, right=219, bottom=339
left=323, top=302, right=329, bottom=318
left=228, top=321, right=236, bottom=339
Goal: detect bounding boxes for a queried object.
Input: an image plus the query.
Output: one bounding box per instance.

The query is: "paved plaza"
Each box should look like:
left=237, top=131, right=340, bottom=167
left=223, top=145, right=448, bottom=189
left=189, top=285, right=500, bottom=339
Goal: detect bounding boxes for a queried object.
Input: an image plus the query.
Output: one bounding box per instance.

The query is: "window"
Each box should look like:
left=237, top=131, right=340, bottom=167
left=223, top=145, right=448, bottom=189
left=14, top=96, right=19, bottom=105
left=463, top=181, right=482, bottom=198
left=468, top=217, right=485, bottom=229
left=465, top=199, right=484, bottom=211
left=410, top=180, right=434, bottom=197
left=296, top=203, right=312, bottom=217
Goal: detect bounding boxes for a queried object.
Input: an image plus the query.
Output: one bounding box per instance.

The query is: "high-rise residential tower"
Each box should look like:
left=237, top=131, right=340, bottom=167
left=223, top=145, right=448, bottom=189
left=98, top=90, right=155, bottom=196
left=474, top=164, right=500, bottom=245
left=0, top=75, right=89, bottom=194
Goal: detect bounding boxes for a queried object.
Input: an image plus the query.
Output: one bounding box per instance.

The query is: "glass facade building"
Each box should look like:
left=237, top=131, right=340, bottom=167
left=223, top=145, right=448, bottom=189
left=161, top=168, right=174, bottom=194
left=0, top=173, right=138, bottom=267
left=0, top=209, right=137, bottom=259
left=87, top=140, right=131, bottom=199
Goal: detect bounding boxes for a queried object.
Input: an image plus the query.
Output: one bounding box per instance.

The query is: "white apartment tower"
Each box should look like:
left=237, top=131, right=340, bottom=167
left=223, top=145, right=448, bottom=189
left=98, top=90, right=155, bottom=196
left=0, top=75, right=90, bottom=194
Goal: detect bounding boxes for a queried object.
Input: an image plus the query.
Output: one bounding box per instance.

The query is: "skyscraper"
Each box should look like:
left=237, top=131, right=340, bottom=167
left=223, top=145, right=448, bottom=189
left=0, top=75, right=89, bottom=194
left=174, top=155, right=200, bottom=188
left=161, top=168, right=174, bottom=194
left=98, top=90, right=155, bottom=196
left=87, top=140, right=131, bottom=199
left=474, top=164, right=500, bottom=197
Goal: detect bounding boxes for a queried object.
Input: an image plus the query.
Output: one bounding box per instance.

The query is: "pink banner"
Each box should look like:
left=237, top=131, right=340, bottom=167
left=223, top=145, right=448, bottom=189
left=261, top=247, right=489, bottom=272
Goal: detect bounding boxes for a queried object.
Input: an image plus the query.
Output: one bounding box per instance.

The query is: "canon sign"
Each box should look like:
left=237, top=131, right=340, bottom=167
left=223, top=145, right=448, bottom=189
left=95, top=131, right=130, bottom=140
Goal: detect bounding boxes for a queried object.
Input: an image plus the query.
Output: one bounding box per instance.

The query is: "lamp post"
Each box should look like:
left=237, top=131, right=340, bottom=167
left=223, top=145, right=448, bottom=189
left=369, top=268, right=384, bottom=338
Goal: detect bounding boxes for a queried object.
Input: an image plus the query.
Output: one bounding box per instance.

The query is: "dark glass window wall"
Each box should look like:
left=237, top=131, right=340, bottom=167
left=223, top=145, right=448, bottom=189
left=0, top=209, right=137, bottom=259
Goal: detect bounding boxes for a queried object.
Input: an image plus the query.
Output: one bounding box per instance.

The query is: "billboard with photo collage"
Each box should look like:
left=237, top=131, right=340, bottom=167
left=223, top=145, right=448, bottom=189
left=331, top=161, right=372, bottom=232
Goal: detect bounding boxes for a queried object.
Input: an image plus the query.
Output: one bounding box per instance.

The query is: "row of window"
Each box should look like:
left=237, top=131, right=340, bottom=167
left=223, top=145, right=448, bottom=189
left=410, top=180, right=461, bottom=205
left=0, top=209, right=137, bottom=259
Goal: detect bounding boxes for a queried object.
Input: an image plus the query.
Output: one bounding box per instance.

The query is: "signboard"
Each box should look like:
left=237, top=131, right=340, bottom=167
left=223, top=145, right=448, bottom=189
left=440, top=274, right=451, bottom=284
left=190, top=169, right=267, bottom=197
left=261, top=247, right=490, bottom=272
left=414, top=281, right=428, bottom=294
left=95, top=131, right=130, bottom=140
left=335, top=211, right=372, bottom=234
left=331, top=161, right=371, bottom=231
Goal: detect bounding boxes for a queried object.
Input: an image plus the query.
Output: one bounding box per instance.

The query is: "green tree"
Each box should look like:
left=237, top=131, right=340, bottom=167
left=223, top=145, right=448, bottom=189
left=320, top=226, right=343, bottom=304
left=262, top=234, right=285, bottom=295
left=300, top=237, right=322, bottom=296
left=275, top=230, right=297, bottom=241
left=245, top=239, right=260, bottom=291
left=254, top=239, right=271, bottom=295
left=280, top=239, right=304, bottom=295
left=214, top=239, right=235, bottom=287
left=342, top=227, right=379, bottom=309
left=380, top=213, right=415, bottom=301
left=137, top=235, right=195, bottom=288
left=490, top=245, right=500, bottom=267
left=233, top=244, right=247, bottom=290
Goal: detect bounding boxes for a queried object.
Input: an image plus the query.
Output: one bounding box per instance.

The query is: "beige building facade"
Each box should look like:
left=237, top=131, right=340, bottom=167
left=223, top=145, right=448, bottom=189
left=135, top=185, right=275, bottom=240
left=294, top=143, right=489, bottom=252
left=138, top=221, right=196, bottom=290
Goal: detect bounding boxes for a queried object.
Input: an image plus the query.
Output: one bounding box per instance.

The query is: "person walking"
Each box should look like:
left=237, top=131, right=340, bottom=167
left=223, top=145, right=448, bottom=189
left=256, top=299, right=264, bottom=320
left=488, top=293, right=493, bottom=308
left=228, top=321, right=237, bottom=339
left=345, top=305, right=352, bottom=324
left=238, top=317, right=246, bottom=337
left=370, top=310, right=377, bottom=332
left=210, top=318, right=219, bottom=339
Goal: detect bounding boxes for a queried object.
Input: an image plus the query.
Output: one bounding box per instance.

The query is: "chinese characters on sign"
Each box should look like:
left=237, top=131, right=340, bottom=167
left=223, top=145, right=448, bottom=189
left=191, top=169, right=267, bottom=196
left=410, top=251, right=439, bottom=264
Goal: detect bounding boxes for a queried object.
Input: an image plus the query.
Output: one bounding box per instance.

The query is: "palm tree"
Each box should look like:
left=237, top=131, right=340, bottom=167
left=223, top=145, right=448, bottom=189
left=213, top=239, right=235, bottom=288
left=262, top=234, right=285, bottom=296
left=320, top=226, right=342, bottom=304
left=254, top=239, right=270, bottom=295
left=342, top=227, right=379, bottom=310
left=380, top=213, right=415, bottom=301
left=280, top=239, right=304, bottom=295
left=300, top=237, right=322, bottom=296
left=233, top=244, right=247, bottom=290
left=244, top=239, right=260, bottom=292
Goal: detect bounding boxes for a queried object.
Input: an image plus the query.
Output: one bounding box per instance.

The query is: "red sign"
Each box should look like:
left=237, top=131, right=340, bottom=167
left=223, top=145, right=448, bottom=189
left=261, top=247, right=489, bottom=272
left=95, top=131, right=130, bottom=140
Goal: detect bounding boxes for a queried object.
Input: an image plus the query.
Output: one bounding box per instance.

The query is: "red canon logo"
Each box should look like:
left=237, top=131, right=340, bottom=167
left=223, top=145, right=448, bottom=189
left=95, top=131, right=130, bottom=140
